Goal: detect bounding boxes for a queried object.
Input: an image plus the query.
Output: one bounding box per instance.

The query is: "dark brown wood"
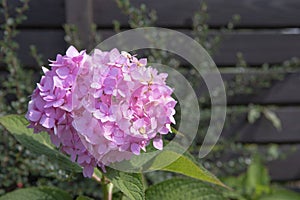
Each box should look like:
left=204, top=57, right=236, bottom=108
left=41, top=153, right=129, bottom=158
left=2, top=0, right=300, bottom=28
left=0, top=0, right=65, bottom=28
left=194, top=71, right=300, bottom=106
left=93, top=0, right=300, bottom=28
left=221, top=107, right=300, bottom=143
left=97, top=29, right=300, bottom=66
left=214, top=31, right=300, bottom=66
left=8, top=30, right=67, bottom=67
left=268, top=146, right=300, bottom=181
left=65, top=0, right=93, bottom=49
left=209, top=71, right=300, bottom=105
left=226, top=72, right=300, bottom=105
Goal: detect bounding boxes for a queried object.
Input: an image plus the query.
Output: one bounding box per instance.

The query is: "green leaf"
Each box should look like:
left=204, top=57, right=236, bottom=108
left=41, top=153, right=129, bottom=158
left=245, top=154, right=270, bottom=197
left=263, top=109, right=282, bottom=131
left=145, top=178, right=225, bottom=200
left=246, top=155, right=270, bottom=188
left=248, top=108, right=261, bottom=124
left=0, top=187, right=72, bottom=200
left=110, top=141, right=196, bottom=171
left=0, top=115, right=81, bottom=172
left=76, top=195, right=94, bottom=200
left=170, top=127, right=184, bottom=136
left=149, top=150, right=226, bottom=188
left=112, top=191, right=132, bottom=200
left=258, top=187, right=300, bottom=200
left=222, top=174, right=245, bottom=188
left=105, top=168, right=145, bottom=200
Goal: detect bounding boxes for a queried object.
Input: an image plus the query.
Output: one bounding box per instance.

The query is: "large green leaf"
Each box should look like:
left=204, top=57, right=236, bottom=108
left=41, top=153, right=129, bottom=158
left=0, top=187, right=72, bottom=200
left=149, top=150, right=226, bottom=187
left=112, top=141, right=225, bottom=187
left=0, top=114, right=82, bottom=172
left=145, top=178, right=225, bottom=200
left=105, top=168, right=145, bottom=200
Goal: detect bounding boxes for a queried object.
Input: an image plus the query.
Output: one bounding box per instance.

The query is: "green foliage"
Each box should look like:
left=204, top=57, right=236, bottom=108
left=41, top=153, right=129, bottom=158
left=105, top=168, right=146, bottom=200
left=150, top=150, right=226, bottom=187
left=222, top=155, right=300, bottom=200
left=0, top=0, right=65, bottom=194
left=248, top=106, right=262, bottom=124
left=0, top=115, right=82, bottom=172
left=247, top=105, right=282, bottom=131
left=0, top=0, right=33, bottom=114
left=63, top=23, right=101, bottom=51
left=116, top=0, right=157, bottom=28
left=1, top=114, right=228, bottom=199
left=0, top=187, right=72, bottom=200
left=192, top=2, right=240, bottom=55
left=76, top=195, right=95, bottom=200
left=145, top=178, right=225, bottom=200
left=263, top=109, right=282, bottom=131
left=63, top=24, right=82, bottom=49
left=0, top=114, right=107, bottom=198
left=258, top=187, right=300, bottom=200
left=29, top=45, right=44, bottom=67
left=0, top=114, right=105, bottom=198
left=244, top=155, right=270, bottom=197
left=109, top=142, right=226, bottom=187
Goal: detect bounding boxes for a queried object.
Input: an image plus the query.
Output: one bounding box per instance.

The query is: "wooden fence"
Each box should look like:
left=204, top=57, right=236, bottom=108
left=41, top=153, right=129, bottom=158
left=1, top=0, right=300, bottom=182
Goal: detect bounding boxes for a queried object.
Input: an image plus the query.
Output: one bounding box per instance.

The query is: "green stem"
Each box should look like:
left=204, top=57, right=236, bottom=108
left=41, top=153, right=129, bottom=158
left=92, top=173, right=102, bottom=183
left=101, top=176, right=113, bottom=200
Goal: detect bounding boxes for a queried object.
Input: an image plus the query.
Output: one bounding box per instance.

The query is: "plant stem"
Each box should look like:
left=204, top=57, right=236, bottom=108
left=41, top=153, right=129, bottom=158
left=101, top=176, right=113, bottom=200
left=92, top=173, right=102, bottom=183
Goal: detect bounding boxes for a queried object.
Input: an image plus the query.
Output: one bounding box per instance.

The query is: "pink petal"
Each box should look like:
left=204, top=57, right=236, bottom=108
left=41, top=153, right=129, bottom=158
left=39, top=115, right=55, bottom=128
left=53, top=76, right=63, bottom=88
left=151, top=118, right=157, bottom=130
left=42, top=66, right=49, bottom=74
left=56, top=67, right=70, bottom=79
left=35, top=97, right=46, bottom=111
left=53, top=99, right=64, bottom=107
left=131, top=143, right=140, bottom=155
left=50, top=134, right=60, bottom=147
left=98, top=144, right=108, bottom=154
left=93, top=110, right=105, bottom=120
left=113, top=136, right=124, bottom=145
left=72, top=55, right=84, bottom=63
left=138, top=58, right=147, bottom=66
left=109, top=48, right=120, bottom=62
left=27, top=110, right=42, bottom=122
left=153, top=136, right=163, bottom=150
left=66, top=46, right=79, bottom=57
left=83, top=165, right=94, bottom=178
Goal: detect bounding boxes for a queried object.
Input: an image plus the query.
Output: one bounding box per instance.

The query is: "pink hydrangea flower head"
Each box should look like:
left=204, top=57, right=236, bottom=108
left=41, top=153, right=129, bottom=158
left=26, top=46, right=177, bottom=177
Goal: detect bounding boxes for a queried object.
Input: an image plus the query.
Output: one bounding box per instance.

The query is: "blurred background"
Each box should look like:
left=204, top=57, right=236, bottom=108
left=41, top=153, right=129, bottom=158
left=0, top=0, right=300, bottom=199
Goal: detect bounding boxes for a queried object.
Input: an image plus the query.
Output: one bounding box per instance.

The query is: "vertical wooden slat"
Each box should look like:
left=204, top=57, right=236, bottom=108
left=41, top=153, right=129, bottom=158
left=65, top=0, right=93, bottom=49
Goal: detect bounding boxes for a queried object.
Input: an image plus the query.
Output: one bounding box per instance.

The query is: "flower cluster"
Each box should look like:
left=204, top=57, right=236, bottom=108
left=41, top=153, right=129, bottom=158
left=26, top=46, right=176, bottom=177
